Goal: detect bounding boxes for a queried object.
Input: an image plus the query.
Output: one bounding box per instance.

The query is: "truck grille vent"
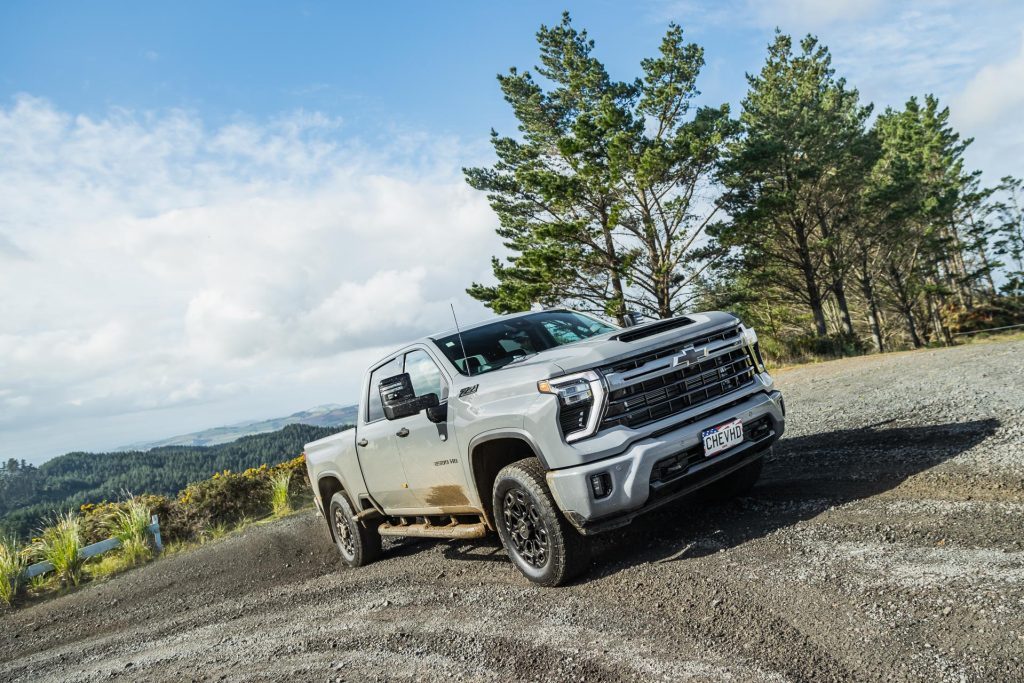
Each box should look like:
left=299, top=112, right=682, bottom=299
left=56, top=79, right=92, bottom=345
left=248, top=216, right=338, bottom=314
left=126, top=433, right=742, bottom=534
left=559, top=404, right=591, bottom=435
left=601, top=346, right=756, bottom=430
left=611, top=317, right=694, bottom=343
left=604, top=325, right=741, bottom=374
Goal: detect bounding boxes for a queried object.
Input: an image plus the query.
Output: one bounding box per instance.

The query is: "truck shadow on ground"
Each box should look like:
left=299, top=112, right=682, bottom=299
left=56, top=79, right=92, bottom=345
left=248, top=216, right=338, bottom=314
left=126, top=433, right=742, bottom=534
left=586, top=417, right=1000, bottom=578
left=412, top=417, right=1000, bottom=581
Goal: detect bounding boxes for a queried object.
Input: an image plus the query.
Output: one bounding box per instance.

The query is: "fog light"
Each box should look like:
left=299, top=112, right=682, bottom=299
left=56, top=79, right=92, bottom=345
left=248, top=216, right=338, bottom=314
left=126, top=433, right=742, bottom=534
left=589, top=472, right=612, bottom=499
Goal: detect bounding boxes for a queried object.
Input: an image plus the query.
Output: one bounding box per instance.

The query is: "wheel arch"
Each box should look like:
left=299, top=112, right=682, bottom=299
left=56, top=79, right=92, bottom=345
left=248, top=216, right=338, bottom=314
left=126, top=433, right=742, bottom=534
left=316, top=473, right=350, bottom=542
left=468, top=431, right=545, bottom=529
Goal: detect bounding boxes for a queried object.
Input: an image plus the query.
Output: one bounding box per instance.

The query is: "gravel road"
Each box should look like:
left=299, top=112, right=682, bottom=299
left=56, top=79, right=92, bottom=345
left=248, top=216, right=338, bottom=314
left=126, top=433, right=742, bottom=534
left=2, top=339, right=1022, bottom=682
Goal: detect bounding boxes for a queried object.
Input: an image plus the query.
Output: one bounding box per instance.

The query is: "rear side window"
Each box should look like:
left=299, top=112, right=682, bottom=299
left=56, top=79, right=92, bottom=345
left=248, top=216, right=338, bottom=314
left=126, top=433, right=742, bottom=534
left=365, top=357, right=402, bottom=422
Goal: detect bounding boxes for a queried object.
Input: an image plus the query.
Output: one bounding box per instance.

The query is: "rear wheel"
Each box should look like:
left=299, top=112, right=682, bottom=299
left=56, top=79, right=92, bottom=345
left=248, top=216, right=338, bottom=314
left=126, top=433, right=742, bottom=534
left=329, top=492, right=381, bottom=567
left=493, top=458, right=589, bottom=586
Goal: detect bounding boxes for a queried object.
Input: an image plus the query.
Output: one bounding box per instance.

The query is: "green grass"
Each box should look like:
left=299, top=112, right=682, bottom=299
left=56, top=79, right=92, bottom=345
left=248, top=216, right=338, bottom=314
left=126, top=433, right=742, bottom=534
left=32, top=512, right=85, bottom=587
left=0, top=535, right=26, bottom=606
left=269, top=470, right=292, bottom=517
left=203, top=520, right=231, bottom=542
left=110, top=498, right=152, bottom=566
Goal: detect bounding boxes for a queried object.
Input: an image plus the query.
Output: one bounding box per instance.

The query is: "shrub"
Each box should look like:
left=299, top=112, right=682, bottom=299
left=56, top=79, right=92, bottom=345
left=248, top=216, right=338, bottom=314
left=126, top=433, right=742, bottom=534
left=943, top=295, right=1024, bottom=335
left=33, top=512, right=84, bottom=587
left=269, top=470, right=292, bottom=517
left=110, top=498, right=152, bottom=566
left=0, top=536, right=26, bottom=606
left=175, top=467, right=271, bottom=537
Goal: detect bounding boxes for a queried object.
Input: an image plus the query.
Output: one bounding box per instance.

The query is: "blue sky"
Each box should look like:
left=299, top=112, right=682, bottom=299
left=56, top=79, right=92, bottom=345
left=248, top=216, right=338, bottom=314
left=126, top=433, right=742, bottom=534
left=2, top=1, right=1023, bottom=463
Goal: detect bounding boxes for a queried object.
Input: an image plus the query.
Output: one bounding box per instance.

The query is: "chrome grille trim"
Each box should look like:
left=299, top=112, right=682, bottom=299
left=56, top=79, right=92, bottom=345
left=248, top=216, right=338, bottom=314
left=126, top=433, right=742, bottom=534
left=598, top=324, right=757, bottom=431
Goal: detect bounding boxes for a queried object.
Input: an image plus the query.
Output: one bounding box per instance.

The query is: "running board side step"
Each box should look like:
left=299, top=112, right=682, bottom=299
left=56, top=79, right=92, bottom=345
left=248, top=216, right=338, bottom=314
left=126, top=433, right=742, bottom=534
left=378, top=521, right=487, bottom=539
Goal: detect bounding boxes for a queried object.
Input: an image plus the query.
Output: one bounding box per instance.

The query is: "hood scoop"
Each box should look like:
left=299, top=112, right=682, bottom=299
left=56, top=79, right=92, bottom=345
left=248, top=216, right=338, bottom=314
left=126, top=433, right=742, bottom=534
left=610, top=316, right=694, bottom=343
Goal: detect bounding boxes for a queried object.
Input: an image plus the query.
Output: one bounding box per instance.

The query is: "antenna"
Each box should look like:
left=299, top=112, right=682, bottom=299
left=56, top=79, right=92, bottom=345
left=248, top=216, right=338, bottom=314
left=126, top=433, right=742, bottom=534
left=450, top=303, right=472, bottom=377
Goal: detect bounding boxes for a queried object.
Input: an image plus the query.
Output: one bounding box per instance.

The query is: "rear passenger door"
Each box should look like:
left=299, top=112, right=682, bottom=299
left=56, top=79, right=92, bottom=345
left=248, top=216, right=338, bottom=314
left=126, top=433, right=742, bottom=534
left=392, top=347, right=476, bottom=514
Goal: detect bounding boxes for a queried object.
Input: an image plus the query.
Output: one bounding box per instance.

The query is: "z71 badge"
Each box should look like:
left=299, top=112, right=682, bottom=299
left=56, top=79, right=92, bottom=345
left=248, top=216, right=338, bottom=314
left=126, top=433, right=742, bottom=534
left=458, top=384, right=479, bottom=397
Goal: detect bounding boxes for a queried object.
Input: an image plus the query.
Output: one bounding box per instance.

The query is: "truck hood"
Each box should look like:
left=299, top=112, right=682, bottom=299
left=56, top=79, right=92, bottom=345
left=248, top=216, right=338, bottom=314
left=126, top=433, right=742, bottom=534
left=538, top=311, right=739, bottom=377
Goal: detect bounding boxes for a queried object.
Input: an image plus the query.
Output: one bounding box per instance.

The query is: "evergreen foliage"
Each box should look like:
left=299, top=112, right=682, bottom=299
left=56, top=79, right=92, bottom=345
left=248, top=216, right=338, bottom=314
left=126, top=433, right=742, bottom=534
left=466, top=13, right=734, bottom=322
left=468, top=18, right=1022, bottom=357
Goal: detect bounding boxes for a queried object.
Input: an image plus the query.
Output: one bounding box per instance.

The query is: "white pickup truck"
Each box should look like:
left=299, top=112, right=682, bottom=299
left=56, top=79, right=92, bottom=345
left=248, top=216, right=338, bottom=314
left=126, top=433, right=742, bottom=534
left=305, top=309, right=785, bottom=585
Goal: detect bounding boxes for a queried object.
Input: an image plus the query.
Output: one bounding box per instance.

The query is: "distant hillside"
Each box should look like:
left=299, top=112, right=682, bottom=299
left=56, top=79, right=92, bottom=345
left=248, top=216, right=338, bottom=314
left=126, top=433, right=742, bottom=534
left=117, top=404, right=358, bottom=450
left=0, top=423, right=342, bottom=539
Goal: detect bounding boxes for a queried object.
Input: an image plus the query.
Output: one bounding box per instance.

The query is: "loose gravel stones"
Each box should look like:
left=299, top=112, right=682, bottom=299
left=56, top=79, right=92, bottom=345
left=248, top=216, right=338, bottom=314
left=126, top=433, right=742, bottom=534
left=1, top=339, right=1022, bottom=682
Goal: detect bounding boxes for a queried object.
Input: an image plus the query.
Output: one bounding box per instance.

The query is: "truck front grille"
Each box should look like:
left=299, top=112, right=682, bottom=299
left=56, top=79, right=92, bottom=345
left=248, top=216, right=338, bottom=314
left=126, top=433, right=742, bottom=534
left=600, top=329, right=756, bottom=431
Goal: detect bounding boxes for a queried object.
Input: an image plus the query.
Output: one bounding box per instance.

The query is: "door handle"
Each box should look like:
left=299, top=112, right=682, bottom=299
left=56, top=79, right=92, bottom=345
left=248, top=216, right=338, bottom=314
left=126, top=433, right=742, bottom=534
left=357, top=438, right=368, bottom=447
left=396, top=427, right=410, bottom=437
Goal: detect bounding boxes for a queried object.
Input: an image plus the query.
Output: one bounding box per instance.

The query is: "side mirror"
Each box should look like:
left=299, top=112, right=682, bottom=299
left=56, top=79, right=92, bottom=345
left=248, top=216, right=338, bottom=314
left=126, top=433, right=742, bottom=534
left=379, top=373, right=439, bottom=420
left=622, top=311, right=639, bottom=328
left=425, top=402, right=447, bottom=424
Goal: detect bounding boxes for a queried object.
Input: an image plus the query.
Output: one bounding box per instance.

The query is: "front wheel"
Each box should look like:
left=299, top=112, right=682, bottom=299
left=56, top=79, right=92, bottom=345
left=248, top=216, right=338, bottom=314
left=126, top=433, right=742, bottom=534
left=493, top=458, right=589, bottom=586
left=329, top=492, right=381, bottom=567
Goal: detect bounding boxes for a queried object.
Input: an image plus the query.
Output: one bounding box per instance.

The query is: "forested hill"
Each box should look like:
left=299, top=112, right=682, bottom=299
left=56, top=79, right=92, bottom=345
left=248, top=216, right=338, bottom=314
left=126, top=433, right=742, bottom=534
left=0, top=423, right=343, bottom=538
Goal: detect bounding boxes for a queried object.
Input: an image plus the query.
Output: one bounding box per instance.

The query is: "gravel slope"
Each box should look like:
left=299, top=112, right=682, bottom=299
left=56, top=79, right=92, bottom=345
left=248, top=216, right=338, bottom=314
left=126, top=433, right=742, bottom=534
left=2, top=339, right=1022, bottom=682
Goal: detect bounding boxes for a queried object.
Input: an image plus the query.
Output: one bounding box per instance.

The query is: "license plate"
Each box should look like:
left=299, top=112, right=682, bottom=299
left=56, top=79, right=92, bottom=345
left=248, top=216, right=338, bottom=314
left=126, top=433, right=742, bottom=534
left=702, top=418, right=744, bottom=457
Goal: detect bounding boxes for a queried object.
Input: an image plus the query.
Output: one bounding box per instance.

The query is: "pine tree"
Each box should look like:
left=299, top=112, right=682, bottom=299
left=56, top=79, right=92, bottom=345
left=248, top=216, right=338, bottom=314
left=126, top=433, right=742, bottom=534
left=716, top=33, right=873, bottom=339
left=466, top=14, right=734, bottom=322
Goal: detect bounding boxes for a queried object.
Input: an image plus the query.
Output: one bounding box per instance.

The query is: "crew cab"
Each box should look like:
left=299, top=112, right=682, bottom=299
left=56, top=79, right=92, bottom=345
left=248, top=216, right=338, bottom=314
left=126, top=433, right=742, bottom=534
left=305, top=309, right=785, bottom=585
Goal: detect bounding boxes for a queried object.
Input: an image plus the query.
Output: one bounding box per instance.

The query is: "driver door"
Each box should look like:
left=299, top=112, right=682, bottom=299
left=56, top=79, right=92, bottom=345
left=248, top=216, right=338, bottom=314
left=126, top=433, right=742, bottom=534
left=391, top=347, right=476, bottom=514
left=357, top=357, right=422, bottom=513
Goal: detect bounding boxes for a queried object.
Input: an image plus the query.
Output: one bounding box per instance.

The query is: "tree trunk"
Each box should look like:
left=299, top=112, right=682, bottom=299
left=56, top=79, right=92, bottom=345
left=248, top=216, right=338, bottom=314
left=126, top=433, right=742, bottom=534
left=889, top=263, right=922, bottom=348
left=794, top=220, right=828, bottom=337
left=857, top=257, right=884, bottom=353
left=925, top=291, right=952, bottom=346
left=599, top=208, right=627, bottom=325
left=833, top=277, right=855, bottom=337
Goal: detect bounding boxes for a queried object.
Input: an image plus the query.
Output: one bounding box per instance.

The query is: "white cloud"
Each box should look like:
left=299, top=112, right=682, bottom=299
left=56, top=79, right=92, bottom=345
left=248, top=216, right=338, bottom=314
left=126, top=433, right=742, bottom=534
left=954, top=32, right=1024, bottom=127
left=749, top=0, right=883, bottom=29
left=0, top=95, right=501, bottom=461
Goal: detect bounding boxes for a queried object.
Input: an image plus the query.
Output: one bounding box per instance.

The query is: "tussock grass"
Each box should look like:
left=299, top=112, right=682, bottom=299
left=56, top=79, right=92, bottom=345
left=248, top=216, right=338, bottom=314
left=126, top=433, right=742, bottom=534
left=203, top=520, right=230, bottom=542
left=33, top=512, right=84, bottom=586
left=0, top=536, right=26, bottom=606
left=270, top=470, right=292, bottom=517
left=111, top=498, right=152, bottom=566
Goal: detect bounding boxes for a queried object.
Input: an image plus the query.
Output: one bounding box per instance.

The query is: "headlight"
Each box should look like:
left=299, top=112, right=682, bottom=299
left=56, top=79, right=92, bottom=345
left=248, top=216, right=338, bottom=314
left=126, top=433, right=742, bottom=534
left=538, top=371, right=605, bottom=442
left=740, top=324, right=758, bottom=346
left=740, top=324, right=767, bottom=372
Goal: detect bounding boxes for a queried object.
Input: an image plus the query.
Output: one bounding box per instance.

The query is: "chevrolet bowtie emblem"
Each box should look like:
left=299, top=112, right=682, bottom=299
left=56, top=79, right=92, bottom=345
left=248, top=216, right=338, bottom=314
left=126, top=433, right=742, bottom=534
left=671, top=345, right=707, bottom=368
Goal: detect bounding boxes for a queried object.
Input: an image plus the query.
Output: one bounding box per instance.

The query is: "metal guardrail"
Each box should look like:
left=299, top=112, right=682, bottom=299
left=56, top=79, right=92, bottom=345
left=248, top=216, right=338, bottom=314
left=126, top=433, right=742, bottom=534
left=24, top=515, right=163, bottom=579
left=952, top=323, right=1024, bottom=337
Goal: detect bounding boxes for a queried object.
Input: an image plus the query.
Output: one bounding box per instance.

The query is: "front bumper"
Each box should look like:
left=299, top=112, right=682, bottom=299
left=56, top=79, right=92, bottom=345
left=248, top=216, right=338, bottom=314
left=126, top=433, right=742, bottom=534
left=545, top=389, right=785, bottom=534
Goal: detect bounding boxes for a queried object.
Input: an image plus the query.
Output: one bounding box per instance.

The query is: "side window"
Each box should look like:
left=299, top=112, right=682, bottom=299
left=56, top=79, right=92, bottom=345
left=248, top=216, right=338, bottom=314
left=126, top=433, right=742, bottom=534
left=404, top=349, right=448, bottom=402
left=366, top=357, right=402, bottom=422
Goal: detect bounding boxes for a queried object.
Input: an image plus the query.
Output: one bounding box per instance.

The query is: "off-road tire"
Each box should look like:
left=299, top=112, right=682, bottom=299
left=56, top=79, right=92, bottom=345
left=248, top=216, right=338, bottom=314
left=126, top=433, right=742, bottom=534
left=329, top=492, right=381, bottom=568
left=493, top=458, right=590, bottom=587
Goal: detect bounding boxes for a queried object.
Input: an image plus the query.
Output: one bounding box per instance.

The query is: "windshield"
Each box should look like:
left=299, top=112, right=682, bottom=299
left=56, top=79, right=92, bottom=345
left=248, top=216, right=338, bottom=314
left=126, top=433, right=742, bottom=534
left=432, top=310, right=617, bottom=376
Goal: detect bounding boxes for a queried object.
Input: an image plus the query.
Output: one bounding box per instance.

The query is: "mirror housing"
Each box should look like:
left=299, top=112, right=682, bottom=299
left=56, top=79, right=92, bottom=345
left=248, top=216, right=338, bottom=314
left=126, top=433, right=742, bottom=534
left=425, top=402, right=447, bottom=424
left=622, top=311, right=639, bottom=328
left=379, top=373, right=439, bottom=420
